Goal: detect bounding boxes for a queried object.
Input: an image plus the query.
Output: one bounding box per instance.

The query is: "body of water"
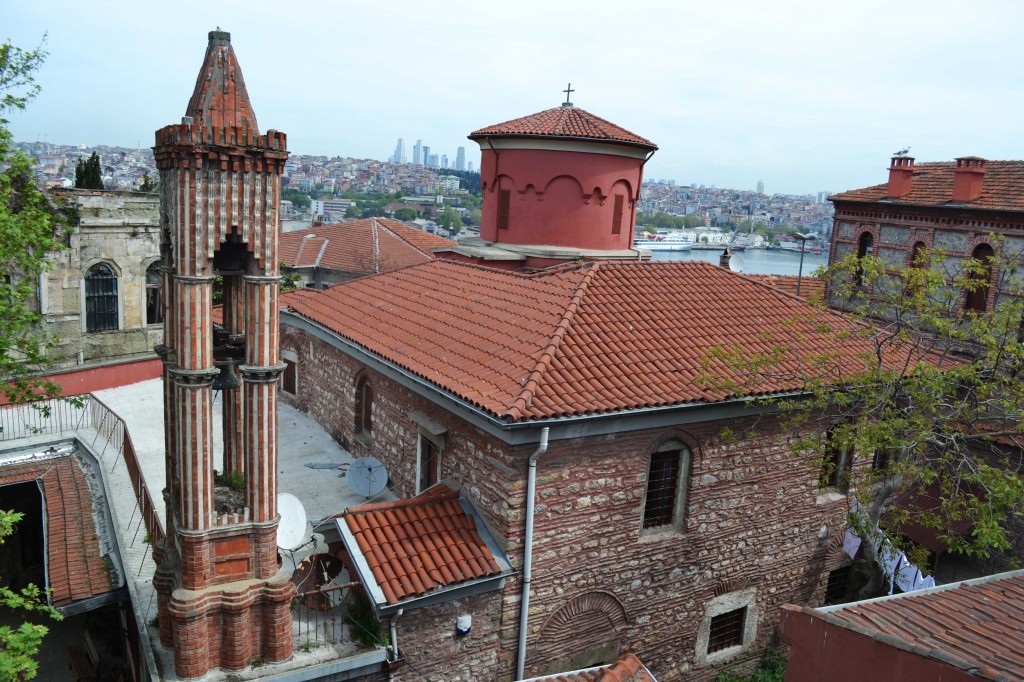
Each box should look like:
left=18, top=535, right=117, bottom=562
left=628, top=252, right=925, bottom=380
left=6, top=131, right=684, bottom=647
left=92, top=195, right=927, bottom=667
left=650, top=247, right=829, bottom=277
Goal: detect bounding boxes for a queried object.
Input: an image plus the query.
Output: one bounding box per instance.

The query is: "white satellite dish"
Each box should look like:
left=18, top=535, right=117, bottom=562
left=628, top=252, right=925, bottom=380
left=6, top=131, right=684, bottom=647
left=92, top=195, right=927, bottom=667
left=728, top=252, right=745, bottom=273
left=277, top=493, right=308, bottom=551
left=347, top=456, right=388, bottom=498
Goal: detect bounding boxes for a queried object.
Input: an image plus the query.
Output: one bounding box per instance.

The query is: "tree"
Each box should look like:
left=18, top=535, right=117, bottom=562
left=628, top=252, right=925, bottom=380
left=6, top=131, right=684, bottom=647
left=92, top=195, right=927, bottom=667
left=706, top=243, right=1024, bottom=599
left=0, top=37, right=66, bottom=678
left=74, top=152, right=103, bottom=190
left=437, top=205, right=462, bottom=236
left=394, top=207, right=417, bottom=221
left=138, top=173, right=157, bottom=193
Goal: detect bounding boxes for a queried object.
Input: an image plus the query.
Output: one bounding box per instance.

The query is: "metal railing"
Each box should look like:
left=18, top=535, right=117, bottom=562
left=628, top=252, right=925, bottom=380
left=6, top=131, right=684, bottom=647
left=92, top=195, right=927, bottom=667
left=293, top=582, right=359, bottom=646
left=0, top=393, right=165, bottom=545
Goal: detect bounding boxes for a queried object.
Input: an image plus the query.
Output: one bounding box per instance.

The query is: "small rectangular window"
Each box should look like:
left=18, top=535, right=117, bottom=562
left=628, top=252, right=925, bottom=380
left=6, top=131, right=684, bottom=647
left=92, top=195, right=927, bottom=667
left=707, top=608, right=746, bottom=653
left=497, top=189, right=511, bottom=230
left=612, top=195, right=624, bottom=235
left=418, top=436, right=439, bottom=493
left=282, top=358, right=297, bottom=395
left=824, top=565, right=851, bottom=605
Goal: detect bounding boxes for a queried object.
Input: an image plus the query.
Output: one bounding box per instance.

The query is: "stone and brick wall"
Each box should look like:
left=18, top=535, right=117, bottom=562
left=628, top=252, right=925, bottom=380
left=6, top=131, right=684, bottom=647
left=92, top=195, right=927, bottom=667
left=41, top=189, right=162, bottom=369
left=282, top=325, right=849, bottom=681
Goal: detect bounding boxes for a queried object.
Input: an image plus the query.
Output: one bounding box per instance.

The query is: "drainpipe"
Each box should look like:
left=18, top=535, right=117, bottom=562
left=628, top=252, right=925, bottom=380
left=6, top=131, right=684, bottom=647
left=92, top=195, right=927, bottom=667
left=388, top=607, right=403, bottom=682
left=516, top=426, right=549, bottom=680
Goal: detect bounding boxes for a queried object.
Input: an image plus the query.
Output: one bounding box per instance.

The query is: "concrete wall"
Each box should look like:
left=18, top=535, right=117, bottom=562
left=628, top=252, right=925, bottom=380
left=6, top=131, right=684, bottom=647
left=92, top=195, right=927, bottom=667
left=41, top=189, right=162, bottom=370
left=282, top=325, right=850, bottom=681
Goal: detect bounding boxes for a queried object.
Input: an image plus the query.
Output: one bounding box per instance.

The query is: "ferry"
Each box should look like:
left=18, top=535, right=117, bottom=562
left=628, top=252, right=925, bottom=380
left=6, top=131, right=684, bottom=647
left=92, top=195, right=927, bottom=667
left=633, top=233, right=693, bottom=252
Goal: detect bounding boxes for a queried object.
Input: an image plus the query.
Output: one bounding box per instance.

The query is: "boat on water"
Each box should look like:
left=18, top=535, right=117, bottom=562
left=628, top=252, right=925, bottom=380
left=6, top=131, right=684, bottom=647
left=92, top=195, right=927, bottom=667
left=633, top=234, right=693, bottom=251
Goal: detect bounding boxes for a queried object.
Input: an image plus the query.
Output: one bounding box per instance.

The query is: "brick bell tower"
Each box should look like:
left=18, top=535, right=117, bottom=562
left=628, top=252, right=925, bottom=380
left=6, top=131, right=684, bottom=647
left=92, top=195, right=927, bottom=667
left=151, top=30, right=293, bottom=677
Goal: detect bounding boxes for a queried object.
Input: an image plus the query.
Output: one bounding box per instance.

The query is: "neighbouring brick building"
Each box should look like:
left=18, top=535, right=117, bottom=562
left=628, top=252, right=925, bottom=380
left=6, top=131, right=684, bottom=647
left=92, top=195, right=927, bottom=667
left=829, top=155, right=1024, bottom=315
left=279, top=217, right=456, bottom=289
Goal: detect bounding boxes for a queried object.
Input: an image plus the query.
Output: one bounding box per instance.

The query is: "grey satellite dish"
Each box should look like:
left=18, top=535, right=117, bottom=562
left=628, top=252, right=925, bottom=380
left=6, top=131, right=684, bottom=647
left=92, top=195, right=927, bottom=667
left=728, top=252, right=745, bottom=273
left=347, top=456, right=388, bottom=498
left=277, top=493, right=308, bottom=551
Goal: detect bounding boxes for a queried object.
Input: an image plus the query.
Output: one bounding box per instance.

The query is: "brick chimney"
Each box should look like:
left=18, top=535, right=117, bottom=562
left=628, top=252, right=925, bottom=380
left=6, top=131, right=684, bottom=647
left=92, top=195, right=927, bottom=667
left=887, top=156, right=915, bottom=198
left=952, top=156, right=987, bottom=202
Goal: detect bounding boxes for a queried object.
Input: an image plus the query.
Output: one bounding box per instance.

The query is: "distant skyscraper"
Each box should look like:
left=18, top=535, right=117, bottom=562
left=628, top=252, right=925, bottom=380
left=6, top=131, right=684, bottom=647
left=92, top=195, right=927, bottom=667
left=456, top=146, right=465, bottom=171
left=392, top=138, right=407, bottom=164
left=413, top=140, right=422, bottom=165
left=422, top=145, right=431, bottom=168
left=757, top=180, right=764, bottom=194
left=441, top=154, right=449, bottom=169
left=428, top=153, right=439, bottom=167
left=468, top=161, right=474, bottom=173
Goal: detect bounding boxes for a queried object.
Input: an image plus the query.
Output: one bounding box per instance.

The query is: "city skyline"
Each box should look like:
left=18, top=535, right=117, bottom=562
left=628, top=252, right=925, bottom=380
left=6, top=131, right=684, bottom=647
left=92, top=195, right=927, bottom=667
left=6, top=0, right=1024, bottom=195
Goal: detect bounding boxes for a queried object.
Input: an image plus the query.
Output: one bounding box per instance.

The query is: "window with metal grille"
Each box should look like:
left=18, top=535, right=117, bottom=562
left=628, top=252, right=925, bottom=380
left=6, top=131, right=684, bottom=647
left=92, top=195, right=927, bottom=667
left=611, top=194, right=624, bottom=235
left=824, top=565, right=851, bottom=605
left=707, top=607, right=745, bottom=653
left=497, top=189, right=511, bottom=230
left=819, top=427, right=850, bottom=492
left=85, top=263, right=118, bottom=332
left=145, top=263, right=163, bottom=325
left=643, top=448, right=681, bottom=528
left=854, top=232, right=873, bottom=287
left=354, top=376, right=372, bottom=437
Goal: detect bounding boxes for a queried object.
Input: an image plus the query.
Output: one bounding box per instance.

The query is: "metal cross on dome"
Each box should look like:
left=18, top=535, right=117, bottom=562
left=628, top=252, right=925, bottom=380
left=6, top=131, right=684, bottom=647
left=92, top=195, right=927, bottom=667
left=563, top=83, right=574, bottom=106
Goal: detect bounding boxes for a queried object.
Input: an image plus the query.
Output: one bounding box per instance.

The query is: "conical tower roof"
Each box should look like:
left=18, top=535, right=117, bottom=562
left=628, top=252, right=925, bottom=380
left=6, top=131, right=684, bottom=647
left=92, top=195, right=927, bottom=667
left=185, top=30, right=259, bottom=132
left=470, top=105, right=656, bottom=150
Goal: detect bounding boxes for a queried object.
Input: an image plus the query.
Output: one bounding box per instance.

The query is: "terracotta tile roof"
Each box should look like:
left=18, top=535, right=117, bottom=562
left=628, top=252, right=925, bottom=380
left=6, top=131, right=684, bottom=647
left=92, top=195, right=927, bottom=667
left=524, top=654, right=656, bottom=682
left=185, top=31, right=259, bottom=132
left=470, top=106, right=657, bottom=150
left=747, top=274, right=825, bottom=300
left=342, top=484, right=503, bottom=605
left=279, top=219, right=456, bottom=277
left=812, top=570, right=1024, bottom=681
left=0, top=453, right=115, bottom=607
left=831, top=160, right=1024, bottom=211
left=283, top=259, right=894, bottom=422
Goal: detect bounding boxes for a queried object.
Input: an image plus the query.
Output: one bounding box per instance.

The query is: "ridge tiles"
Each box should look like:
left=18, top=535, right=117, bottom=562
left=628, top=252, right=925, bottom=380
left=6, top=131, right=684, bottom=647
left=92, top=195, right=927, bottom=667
left=343, top=484, right=501, bottom=605
left=470, top=106, right=657, bottom=150
left=525, top=653, right=656, bottom=681
left=185, top=30, right=259, bottom=132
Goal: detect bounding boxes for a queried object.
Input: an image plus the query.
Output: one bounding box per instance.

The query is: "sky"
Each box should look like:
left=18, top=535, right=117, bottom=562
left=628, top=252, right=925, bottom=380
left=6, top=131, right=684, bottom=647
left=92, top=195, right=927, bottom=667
left=6, top=0, right=1024, bottom=196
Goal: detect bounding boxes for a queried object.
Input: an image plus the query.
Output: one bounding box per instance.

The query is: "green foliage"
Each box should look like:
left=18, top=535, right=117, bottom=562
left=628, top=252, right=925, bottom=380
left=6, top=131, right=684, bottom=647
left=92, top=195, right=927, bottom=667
left=437, top=205, right=463, bottom=236
left=704, top=239, right=1024, bottom=597
left=715, top=650, right=786, bottom=682
left=213, top=470, right=244, bottom=492
left=138, top=173, right=157, bottom=193
left=1, top=510, right=63, bottom=682
left=344, top=203, right=360, bottom=219
left=393, top=207, right=417, bottom=221
left=637, top=210, right=704, bottom=230
left=281, top=188, right=311, bottom=210
left=74, top=152, right=103, bottom=190
left=345, top=589, right=387, bottom=648
left=0, top=39, right=66, bottom=409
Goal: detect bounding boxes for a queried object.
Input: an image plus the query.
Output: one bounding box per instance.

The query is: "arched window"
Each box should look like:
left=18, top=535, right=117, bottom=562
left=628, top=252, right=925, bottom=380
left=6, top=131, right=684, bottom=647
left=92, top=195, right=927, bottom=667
left=642, top=440, right=691, bottom=530
left=910, top=241, right=927, bottom=267
left=145, top=263, right=163, bottom=326
left=85, top=263, right=118, bottom=332
left=354, top=376, right=372, bottom=438
left=854, top=232, right=874, bottom=287
left=965, top=243, right=994, bottom=313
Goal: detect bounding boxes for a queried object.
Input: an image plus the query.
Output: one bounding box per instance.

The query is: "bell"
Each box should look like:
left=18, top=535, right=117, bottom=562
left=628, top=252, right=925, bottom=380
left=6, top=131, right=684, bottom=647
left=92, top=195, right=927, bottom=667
left=212, top=362, right=240, bottom=391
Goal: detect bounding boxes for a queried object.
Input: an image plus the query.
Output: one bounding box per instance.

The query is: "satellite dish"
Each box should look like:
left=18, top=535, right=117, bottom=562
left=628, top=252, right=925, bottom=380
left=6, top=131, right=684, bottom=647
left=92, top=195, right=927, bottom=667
left=277, top=493, right=308, bottom=551
left=347, top=456, right=388, bottom=498
left=728, top=252, right=745, bottom=273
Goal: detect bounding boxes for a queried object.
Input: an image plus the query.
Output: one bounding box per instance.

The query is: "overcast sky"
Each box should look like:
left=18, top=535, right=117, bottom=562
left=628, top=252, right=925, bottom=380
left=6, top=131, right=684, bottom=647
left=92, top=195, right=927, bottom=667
left=6, top=0, right=1024, bottom=195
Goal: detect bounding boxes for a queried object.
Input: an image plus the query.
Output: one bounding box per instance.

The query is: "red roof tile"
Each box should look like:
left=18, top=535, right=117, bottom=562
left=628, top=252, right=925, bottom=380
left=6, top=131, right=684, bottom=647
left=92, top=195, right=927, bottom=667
left=747, top=274, right=824, bottom=300
left=185, top=31, right=259, bottom=133
left=831, top=160, right=1024, bottom=211
left=813, top=571, right=1024, bottom=681
left=279, top=219, right=456, bottom=277
left=343, top=484, right=502, bottom=605
left=283, top=259, right=898, bottom=423
left=470, top=106, right=657, bottom=150
left=524, top=653, right=657, bottom=682
left=0, top=454, right=115, bottom=607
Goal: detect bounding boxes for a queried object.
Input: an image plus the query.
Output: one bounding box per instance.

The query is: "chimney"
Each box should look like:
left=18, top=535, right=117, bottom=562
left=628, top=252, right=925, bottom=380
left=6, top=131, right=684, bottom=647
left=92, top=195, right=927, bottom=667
left=952, top=156, right=986, bottom=202
left=887, top=156, right=915, bottom=198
